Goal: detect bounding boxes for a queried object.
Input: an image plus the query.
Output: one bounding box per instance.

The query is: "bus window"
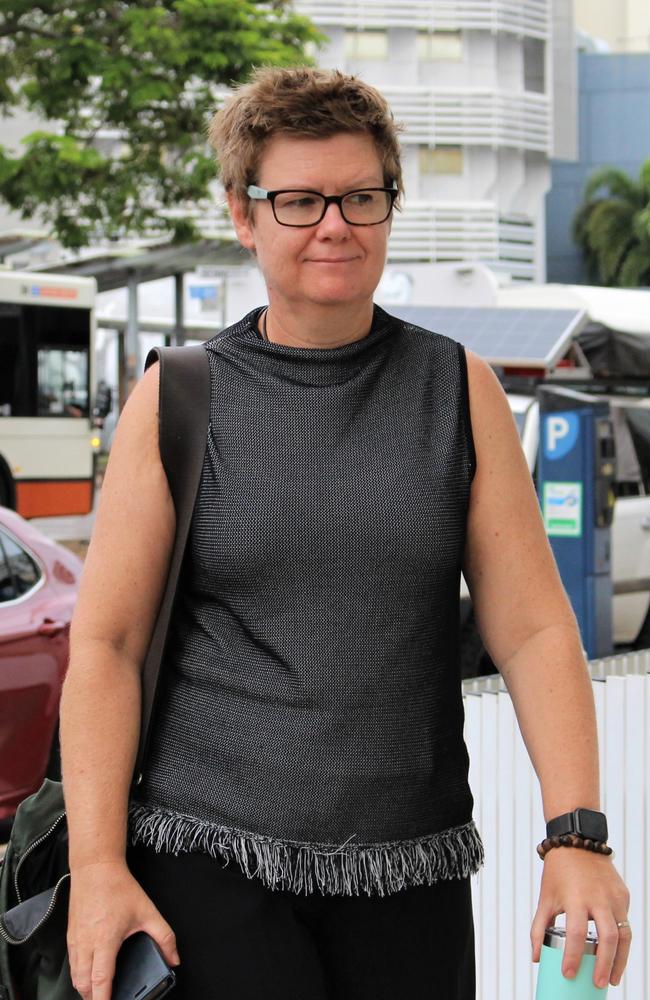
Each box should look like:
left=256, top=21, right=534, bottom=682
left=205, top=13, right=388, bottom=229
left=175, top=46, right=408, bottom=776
left=0, top=306, right=25, bottom=417
left=37, top=348, right=89, bottom=417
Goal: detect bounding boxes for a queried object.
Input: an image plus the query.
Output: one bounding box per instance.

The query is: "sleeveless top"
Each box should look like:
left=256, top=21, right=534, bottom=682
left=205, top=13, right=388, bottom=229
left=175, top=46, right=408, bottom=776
left=128, top=303, right=485, bottom=897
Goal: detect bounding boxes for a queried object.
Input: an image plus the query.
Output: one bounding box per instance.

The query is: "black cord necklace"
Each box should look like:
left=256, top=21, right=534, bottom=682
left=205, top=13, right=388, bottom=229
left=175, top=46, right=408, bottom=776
left=260, top=307, right=269, bottom=342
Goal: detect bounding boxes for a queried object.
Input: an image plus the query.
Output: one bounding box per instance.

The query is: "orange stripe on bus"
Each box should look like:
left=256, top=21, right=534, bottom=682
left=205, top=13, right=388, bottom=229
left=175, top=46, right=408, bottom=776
left=16, top=480, right=94, bottom=518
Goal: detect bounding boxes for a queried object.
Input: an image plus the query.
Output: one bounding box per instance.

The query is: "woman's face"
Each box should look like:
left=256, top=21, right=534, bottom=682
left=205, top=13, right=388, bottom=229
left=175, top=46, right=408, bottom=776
left=228, top=131, right=392, bottom=312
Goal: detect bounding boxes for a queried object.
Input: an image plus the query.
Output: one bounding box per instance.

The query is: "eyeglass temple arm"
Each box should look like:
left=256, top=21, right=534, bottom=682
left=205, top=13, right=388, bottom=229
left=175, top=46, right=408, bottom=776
left=247, top=185, right=268, bottom=200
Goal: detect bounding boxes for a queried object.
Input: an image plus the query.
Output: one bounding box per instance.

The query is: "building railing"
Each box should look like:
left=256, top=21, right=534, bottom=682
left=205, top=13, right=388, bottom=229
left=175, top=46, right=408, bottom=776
left=294, top=0, right=549, bottom=39
left=463, top=648, right=650, bottom=1000
left=389, top=199, right=499, bottom=262
left=494, top=215, right=537, bottom=280
left=383, top=86, right=551, bottom=152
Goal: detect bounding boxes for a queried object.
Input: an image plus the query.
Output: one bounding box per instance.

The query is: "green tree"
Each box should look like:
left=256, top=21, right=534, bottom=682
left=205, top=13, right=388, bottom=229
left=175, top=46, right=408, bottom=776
left=572, top=159, right=650, bottom=287
left=0, top=0, right=322, bottom=248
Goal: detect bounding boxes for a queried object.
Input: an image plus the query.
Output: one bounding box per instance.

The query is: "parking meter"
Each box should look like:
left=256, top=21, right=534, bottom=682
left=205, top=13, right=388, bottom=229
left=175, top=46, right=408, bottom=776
left=537, top=386, right=615, bottom=658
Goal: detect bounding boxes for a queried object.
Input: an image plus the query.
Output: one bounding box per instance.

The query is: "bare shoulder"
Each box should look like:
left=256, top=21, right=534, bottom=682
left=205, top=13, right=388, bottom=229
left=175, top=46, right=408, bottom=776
left=111, top=361, right=161, bottom=454
left=463, top=347, right=522, bottom=475
left=465, top=347, right=513, bottom=418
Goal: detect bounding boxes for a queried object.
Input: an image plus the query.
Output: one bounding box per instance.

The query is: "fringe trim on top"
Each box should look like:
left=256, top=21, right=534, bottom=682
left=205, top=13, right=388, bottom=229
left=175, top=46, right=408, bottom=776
left=128, top=802, right=485, bottom=897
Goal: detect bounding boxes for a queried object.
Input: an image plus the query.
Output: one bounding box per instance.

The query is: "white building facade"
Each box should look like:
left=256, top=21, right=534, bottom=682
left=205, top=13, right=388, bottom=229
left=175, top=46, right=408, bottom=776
left=291, top=0, right=577, bottom=282
left=574, top=0, right=650, bottom=53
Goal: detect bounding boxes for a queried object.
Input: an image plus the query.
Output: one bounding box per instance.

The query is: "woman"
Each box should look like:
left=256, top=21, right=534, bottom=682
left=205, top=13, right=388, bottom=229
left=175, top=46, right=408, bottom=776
left=60, top=67, right=631, bottom=1000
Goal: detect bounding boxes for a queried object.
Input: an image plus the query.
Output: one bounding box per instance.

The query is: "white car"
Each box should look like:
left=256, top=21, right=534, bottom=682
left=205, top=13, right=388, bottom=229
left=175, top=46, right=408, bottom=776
left=460, top=391, right=650, bottom=676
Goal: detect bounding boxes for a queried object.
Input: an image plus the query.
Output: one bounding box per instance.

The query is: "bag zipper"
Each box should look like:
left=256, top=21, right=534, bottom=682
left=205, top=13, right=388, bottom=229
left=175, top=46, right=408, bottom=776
left=13, top=811, right=67, bottom=904
left=0, top=871, right=70, bottom=946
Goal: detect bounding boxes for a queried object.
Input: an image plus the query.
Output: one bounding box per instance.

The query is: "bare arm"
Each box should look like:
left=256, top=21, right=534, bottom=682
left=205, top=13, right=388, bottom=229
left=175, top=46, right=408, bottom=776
left=462, top=349, right=630, bottom=989
left=461, top=350, right=599, bottom=821
left=60, top=362, right=181, bottom=1000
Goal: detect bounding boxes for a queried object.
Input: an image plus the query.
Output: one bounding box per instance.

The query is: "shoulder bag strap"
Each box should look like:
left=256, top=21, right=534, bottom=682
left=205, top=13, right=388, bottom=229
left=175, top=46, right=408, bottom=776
left=132, top=343, right=211, bottom=788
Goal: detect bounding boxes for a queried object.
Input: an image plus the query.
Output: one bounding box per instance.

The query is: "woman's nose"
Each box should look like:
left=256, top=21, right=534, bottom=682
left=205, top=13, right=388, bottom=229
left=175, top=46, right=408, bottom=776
left=316, top=200, right=351, bottom=236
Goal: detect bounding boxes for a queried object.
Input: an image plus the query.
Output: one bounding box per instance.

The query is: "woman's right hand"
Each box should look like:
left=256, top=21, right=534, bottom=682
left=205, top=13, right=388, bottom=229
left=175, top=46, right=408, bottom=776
left=67, top=859, right=180, bottom=1000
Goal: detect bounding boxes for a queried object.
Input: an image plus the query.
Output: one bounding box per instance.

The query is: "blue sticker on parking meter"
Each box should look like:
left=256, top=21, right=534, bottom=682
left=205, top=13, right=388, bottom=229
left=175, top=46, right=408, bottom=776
left=543, top=412, right=579, bottom=461
left=543, top=482, right=583, bottom=537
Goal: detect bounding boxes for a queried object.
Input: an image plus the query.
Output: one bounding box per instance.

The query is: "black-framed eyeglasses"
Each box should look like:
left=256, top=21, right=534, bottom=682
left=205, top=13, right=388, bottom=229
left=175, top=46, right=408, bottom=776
left=246, top=184, right=398, bottom=227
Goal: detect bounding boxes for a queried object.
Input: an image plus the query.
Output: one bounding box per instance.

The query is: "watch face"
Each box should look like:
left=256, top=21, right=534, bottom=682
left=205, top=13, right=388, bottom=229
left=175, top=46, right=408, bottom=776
left=576, top=809, right=608, bottom=842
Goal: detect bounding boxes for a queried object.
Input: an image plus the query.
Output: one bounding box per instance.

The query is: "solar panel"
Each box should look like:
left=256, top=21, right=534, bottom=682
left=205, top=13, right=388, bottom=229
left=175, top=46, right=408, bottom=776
left=387, top=306, right=587, bottom=368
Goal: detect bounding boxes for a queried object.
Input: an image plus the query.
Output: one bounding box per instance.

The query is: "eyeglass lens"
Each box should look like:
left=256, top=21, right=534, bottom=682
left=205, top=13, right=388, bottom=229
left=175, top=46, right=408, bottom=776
left=273, top=190, right=392, bottom=226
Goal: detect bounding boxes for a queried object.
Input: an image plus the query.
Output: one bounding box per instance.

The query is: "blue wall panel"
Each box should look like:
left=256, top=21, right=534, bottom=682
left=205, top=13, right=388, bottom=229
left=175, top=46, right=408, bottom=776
left=546, top=53, right=650, bottom=284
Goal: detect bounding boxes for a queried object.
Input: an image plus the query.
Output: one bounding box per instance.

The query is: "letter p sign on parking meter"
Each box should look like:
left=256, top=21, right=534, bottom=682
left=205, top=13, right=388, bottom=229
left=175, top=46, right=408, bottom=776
left=544, top=412, right=579, bottom=461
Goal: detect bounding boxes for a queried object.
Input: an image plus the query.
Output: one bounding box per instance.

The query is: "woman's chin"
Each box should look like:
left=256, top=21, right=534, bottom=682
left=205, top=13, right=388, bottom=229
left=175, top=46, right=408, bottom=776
left=300, top=282, right=374, bottom=307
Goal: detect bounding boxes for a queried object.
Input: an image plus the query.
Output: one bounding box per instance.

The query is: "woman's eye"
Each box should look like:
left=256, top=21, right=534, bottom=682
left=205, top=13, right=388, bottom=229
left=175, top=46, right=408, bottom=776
left=286, top=196, right=317, bottom=208
left=347, top=192, right=374, bottom=206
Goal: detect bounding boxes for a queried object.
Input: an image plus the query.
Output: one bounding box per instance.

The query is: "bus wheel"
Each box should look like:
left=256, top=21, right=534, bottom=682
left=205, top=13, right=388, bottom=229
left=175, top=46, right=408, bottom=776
left=0, top=456, right=16, bottom=510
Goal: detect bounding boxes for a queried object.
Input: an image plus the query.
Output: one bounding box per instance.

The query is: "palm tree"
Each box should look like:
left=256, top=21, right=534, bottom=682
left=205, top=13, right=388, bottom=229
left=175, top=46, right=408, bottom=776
left=572, top=159, right=650, bottom=287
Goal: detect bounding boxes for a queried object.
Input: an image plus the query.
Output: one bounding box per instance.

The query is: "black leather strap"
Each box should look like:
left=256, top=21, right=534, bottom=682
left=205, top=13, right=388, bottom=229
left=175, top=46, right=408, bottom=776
left=546, top=808, right=608, bottom=842
left=132, top=344, right=211, bottom=787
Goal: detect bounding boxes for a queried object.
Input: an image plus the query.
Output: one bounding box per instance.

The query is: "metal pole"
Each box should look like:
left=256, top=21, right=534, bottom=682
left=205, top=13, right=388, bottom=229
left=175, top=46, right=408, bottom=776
left=125, top=271, right=140, bottom=395
left=117, top=330, right=127, bottom=413
left=173, top=272, right=185, bottom=346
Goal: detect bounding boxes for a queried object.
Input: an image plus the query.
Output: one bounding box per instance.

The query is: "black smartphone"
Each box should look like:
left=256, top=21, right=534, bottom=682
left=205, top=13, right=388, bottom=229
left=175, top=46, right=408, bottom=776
left=112, top=931, right=176, bottom=1000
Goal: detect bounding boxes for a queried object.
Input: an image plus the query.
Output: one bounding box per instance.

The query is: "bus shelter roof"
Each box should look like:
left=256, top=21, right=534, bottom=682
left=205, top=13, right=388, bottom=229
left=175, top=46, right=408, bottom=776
left=27, top=238, right=244, bottom=292
left=0, top=228, right=52, bottom=259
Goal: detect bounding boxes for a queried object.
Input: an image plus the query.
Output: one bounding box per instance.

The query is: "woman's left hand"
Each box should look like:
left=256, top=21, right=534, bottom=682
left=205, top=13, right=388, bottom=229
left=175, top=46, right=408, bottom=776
left=531, top=847, right=632, bottom=989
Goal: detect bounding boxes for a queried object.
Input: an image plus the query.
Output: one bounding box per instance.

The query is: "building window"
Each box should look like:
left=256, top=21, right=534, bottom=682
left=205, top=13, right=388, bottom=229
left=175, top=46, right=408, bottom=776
left=419, top=146, right=464, bottom=175
left=417, top=30, right=462, bottom=61
left=344, top=29, right=388, bottom=60
left=523, top=38, right=545, bottom=93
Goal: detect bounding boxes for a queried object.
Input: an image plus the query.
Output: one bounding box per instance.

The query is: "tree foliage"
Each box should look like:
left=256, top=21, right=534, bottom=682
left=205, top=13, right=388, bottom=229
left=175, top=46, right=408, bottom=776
left=0, top=0, right=322, bottom=248
left=572, top=160, right=650, bottom=287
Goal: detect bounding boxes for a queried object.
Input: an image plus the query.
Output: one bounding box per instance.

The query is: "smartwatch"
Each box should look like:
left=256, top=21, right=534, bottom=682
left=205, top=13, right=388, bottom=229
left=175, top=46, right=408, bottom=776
left=546, top=808, right=608, bottom=843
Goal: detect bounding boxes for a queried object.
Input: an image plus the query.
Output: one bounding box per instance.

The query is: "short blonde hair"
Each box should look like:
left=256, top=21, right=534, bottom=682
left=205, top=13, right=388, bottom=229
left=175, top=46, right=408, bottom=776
left=208, top=66, right=404, bottom=213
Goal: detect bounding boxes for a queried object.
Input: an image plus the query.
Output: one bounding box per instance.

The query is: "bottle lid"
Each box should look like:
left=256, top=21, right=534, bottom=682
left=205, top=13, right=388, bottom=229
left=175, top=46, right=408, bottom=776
left=544, top=926, right=599, bottom=955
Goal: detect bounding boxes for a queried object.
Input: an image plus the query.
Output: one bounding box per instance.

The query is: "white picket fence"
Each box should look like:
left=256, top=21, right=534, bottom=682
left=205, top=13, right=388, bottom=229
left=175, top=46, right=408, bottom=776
left=463, top=649, right=650, bottom=1000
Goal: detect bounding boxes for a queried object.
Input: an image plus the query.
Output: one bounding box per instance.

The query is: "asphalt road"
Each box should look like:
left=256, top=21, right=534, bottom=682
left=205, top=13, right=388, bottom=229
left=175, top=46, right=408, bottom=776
left=30, top=506, right=96, bottom=545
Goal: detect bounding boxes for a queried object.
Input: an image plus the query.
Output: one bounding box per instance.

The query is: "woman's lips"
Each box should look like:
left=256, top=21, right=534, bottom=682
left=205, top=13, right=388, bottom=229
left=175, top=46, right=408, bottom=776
left=306, top=257, right=359, bottom=263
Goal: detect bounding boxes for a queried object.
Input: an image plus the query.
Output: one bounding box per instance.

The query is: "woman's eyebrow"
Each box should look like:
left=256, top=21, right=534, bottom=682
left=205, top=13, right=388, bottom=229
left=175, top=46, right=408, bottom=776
left=275, top=177, right=385, bottom=191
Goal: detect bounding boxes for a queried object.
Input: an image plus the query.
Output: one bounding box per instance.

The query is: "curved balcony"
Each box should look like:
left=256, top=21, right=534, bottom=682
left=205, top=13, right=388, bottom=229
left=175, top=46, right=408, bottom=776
left=388, top=201, right=536, bottom=277
left=384, top=87, right=551, bottom=152
left=294, top=1, right=549, bottom=40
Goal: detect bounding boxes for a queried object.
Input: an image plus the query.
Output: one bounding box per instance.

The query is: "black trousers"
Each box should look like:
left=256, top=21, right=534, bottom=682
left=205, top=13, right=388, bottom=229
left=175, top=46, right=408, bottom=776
left=126, top=841, right=476, bottom=1000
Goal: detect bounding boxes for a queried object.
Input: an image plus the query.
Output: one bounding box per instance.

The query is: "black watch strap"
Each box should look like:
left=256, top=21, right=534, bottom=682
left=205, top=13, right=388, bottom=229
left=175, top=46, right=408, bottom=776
left=546, top=808, right=608, bottom=842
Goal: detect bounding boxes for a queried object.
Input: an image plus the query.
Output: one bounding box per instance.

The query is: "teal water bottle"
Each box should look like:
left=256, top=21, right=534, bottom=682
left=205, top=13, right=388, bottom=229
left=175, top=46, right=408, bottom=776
left=535, top=926, right=608, bottom=998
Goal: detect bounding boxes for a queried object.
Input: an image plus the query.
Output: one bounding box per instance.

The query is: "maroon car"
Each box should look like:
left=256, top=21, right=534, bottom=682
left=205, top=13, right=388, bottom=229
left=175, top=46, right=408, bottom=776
left=0, top=506, right=82, bottom=825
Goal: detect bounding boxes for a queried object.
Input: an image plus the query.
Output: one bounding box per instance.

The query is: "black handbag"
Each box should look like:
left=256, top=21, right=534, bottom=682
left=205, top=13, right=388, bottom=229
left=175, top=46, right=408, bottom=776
left=0, top=344, right=211, bottom=1000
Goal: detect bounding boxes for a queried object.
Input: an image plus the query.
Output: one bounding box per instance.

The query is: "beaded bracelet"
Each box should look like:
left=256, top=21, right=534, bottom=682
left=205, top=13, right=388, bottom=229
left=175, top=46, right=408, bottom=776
left=536, top=833, right=613, bottom=860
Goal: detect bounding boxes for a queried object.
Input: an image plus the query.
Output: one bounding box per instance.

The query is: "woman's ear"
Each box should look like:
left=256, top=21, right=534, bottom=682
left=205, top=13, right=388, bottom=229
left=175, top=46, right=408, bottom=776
left=227, top=191, right=256, bottom=251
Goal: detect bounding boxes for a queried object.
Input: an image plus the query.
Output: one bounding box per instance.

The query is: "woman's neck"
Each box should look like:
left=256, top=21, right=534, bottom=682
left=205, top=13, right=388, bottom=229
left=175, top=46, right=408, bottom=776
left=258, top=300, right=375, bottom=349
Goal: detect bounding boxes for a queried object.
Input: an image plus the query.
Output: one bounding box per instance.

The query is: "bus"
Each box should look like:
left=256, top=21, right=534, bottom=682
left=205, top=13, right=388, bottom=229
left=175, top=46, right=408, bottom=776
left=0, top=270, right=102, bottom=518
